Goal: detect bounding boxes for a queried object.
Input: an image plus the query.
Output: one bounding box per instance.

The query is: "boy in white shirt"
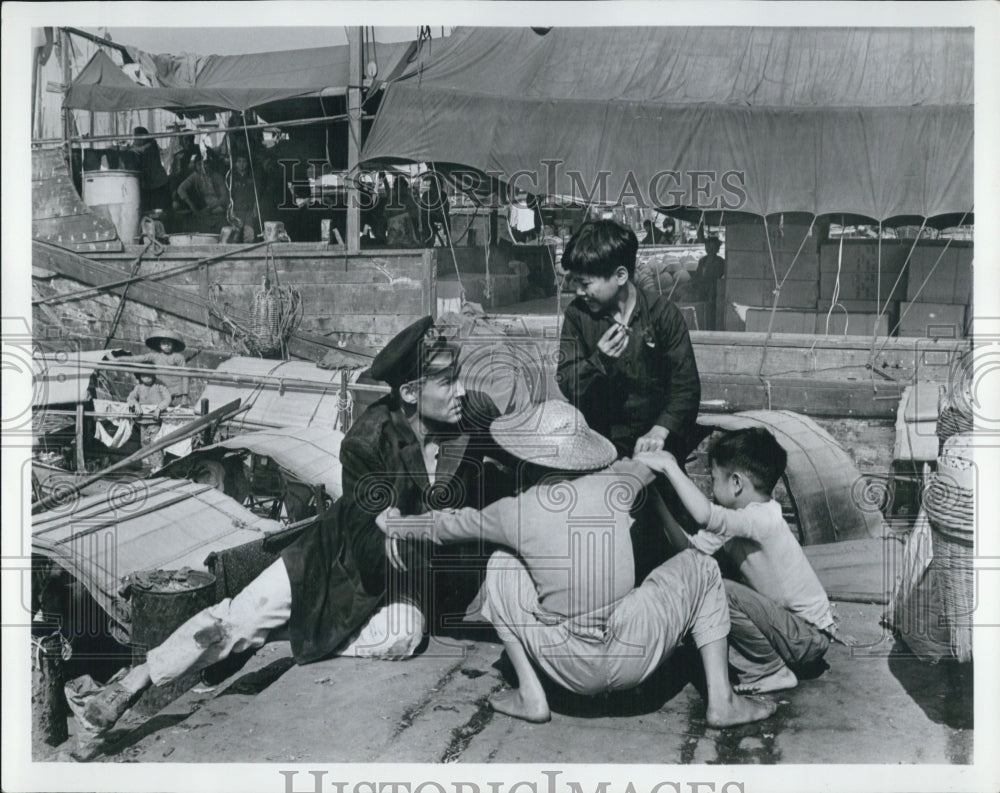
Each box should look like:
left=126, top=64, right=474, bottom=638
left=638, top=427, right=838, bottom=694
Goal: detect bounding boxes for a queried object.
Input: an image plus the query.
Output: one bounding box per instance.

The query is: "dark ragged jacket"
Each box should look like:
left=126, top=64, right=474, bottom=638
left=557, top=287, right=701, bottom=460
left=281, top=390, right=502, bottom=664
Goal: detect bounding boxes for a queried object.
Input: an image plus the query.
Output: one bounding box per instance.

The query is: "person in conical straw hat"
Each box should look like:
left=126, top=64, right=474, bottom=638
left=377, top=399, right=776, bottom=727
left=120, top=325, right=195, bottom=407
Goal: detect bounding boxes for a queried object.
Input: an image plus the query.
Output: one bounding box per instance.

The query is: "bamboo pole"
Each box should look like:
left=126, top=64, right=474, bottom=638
left=32, top=112, right=376, bottom=149
left=346, top=27, right=362, bottom=253
left=93, top=359, right=387, bottom=396
left=32, top=240, right=269, bottom=306
left=32, top=398, right=247, bottom=513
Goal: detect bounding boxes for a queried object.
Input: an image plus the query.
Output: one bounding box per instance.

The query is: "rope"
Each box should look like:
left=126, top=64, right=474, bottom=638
left=431, top=164, right=465, bottom=301
left=243, top=116, right=264, bottom=240
left=207, top=247, right=303, bottom=358
left=755, top=215, right=781, bottom=381
left=820, top=218, right=846, bottom=337
left=866, top=217, right=930, bottom=366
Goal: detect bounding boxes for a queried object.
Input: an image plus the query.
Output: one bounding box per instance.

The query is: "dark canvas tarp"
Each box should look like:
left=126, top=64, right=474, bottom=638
left=361, top=27, right=973, bottom=221
left=64, top=40, right=416, bottom=113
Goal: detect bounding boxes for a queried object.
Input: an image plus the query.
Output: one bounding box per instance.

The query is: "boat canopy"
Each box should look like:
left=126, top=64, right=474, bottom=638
left=64, top=39, right=417, bottom=114
left=361, top=27, right=973, bottom=224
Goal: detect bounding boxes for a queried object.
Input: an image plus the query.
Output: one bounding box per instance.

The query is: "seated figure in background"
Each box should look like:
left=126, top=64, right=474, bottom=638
left=131, top=126, right=169, bottom=213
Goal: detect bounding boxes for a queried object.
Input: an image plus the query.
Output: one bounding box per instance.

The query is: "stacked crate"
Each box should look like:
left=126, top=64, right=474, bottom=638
left=817, top=241, right=909, bottom=336
left=896, top=243, right=972, bottom=339
left=724, top=221, right=820, bottom=331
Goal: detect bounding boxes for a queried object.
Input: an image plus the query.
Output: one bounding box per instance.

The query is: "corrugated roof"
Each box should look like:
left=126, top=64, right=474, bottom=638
left=199, top=357, right=366, bottom=434
left=32, top=477, right=281, bottom=640
left=176, top=425, right=346, bottom=499
left=32, top=349, right=125, bottom=407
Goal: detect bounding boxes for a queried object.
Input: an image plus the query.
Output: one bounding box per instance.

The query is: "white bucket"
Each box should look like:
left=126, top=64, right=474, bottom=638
left=82, top=170, right=141, bottom=244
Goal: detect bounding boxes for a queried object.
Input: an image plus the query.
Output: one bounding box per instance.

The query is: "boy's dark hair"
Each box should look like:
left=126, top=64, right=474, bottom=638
left=561, top=220, right=638, bottom=279
left=708, top=427, right=787, bottom=494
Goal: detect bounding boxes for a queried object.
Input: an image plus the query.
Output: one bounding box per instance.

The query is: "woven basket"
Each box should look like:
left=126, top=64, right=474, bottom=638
left=924, top=435, right=974, bottom=662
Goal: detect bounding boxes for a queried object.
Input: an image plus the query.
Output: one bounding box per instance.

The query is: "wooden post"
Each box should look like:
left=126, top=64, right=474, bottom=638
left=202, top=260, right=211, bottom=329
left=346, top=27, right=363, bottom=253
left=75, top=402, right=86, bottom=473
left=200, top=398, right=212, bottom=446
left=32, top=632, right=69, bottom=746
left=339, top=370, right=351, bottom=432
left=60, top=29, right=72, bottom=144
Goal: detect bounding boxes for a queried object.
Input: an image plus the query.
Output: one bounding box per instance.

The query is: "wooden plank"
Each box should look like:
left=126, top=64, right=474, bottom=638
left=305, top=313, right=423, bottom=337
left=34, top=242, right=344, bottom=362
left=700, top=374, right=904, bottom=419
left=212, top=283, right=426, bottom=316
left=92, top=254, right=428, bottom=286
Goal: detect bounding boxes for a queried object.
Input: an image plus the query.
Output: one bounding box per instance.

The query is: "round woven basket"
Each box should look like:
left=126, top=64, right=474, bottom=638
left=924, top=435, right=974, bottom=662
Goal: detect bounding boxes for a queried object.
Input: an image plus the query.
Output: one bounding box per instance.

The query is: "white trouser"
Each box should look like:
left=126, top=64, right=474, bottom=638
left=146, top=559, right=424, bottom=686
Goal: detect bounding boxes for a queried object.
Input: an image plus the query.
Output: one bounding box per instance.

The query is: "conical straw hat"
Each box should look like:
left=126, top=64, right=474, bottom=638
left=490, top=400, right=616, bottom=471
left=145, top=326, right=186, bottom=351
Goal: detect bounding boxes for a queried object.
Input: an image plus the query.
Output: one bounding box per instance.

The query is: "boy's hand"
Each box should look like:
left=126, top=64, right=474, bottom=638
left=597, top=323, right=629, bottom=359
left=634, top=425, right=669, bottom=454
left=634, top=449, right=679, bottom=473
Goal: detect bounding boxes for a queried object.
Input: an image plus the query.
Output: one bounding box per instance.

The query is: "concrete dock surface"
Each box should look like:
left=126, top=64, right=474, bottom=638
left=46, top=602, right=972, bottom=766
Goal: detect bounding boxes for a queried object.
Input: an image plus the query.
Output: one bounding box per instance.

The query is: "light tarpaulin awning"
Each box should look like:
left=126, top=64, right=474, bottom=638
left=362, top=27, right=973, bottom=223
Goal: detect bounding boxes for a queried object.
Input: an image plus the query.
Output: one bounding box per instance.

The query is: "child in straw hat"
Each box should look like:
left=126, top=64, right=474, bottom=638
left=377, top=400, right=776, bottom=727
left=122, top=326, right=193, bottom=407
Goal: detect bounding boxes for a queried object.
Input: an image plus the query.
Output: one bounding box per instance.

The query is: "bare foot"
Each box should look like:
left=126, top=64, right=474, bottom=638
left=489, top=687, right=551, bottom=723
left=706, top=693, right=777, bottom=728
left=734, top=665, right=798, bottom=694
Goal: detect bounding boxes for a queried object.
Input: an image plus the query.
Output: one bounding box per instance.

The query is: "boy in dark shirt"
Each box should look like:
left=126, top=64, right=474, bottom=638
left=557, top=219, right=701, bottom=460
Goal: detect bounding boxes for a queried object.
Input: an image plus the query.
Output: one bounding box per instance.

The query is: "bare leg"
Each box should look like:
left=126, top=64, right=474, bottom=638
left=700, top=637, right=777, bottom=728
left=489, top=636, right=551, bottom=723
left=734, top=663, right=797, bottom=694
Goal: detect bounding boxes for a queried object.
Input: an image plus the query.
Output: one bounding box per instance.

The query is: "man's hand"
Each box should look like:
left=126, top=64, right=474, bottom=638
left=633, top=425, right=669, bottom=454
left=376, top=507, right=407, bottom=571
left=597, top=323, right=629, bottom=359
left=375, top=506, right=401, bottom=533
left=634, top=448, right=679, bottom=474
left=385, top=537, right=407, bottom=572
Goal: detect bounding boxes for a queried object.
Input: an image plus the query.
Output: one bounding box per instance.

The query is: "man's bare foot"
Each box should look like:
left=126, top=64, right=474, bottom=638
left=706, top=693, right=777, bottom=728
left=489, top=687, right=551, bottom=723
left=734, top=665, right=798, bottom=694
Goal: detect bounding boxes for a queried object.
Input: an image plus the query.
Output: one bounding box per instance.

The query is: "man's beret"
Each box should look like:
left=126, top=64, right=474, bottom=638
left=369, top=315, right=458, bottom=387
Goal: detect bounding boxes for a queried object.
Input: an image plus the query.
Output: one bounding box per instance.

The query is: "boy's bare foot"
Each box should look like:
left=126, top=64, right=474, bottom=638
left=706, top=693, right=777, bottom=728
left=489, top=687, right=551, bottom=723
left=734, top=665, right=798, bottom=694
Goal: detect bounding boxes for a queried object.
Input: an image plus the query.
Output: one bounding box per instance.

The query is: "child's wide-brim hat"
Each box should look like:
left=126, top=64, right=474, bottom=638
left=145, top=326, right=185, bottom=351
left=490, top=400, right=616, bottom=471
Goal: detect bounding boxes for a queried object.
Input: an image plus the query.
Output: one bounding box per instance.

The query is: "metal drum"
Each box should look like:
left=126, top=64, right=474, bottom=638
left=128, top=568, right=217, bottom=713
left=82, top=170, right=141, bottom=244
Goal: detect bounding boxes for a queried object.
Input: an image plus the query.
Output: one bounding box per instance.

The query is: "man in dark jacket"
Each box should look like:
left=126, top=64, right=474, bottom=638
left=83, top=317, right=506, bottom=732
